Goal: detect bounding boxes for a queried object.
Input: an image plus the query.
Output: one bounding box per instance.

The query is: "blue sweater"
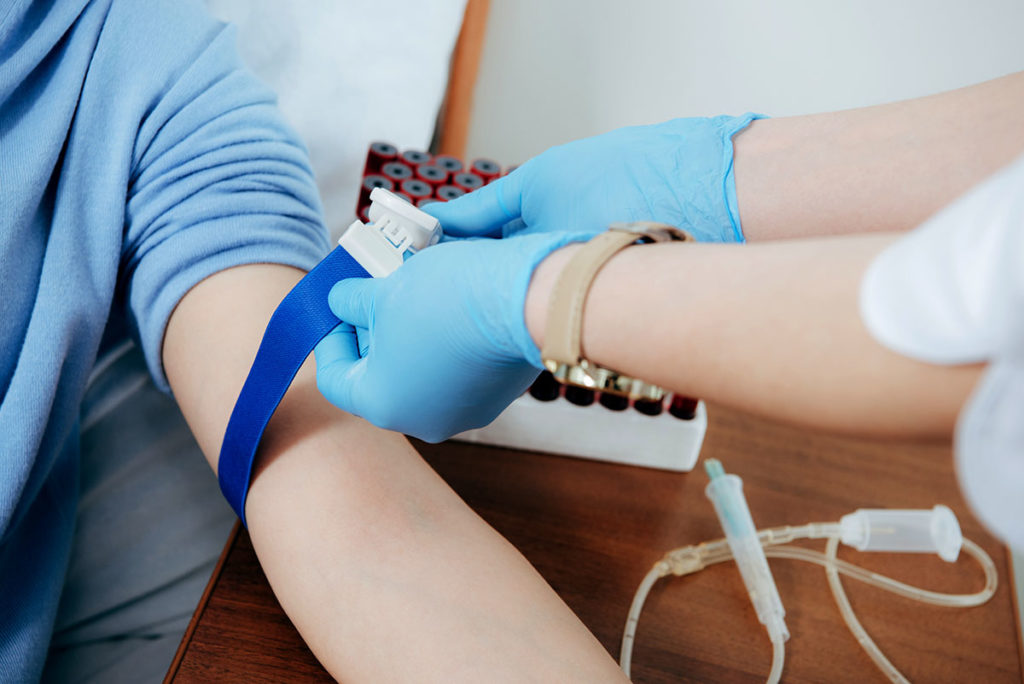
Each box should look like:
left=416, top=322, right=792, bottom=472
left=0, top=0, right=329, bottom=679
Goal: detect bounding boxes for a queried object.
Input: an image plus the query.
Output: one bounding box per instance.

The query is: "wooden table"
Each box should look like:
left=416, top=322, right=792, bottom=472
left=166, top=404, right=1022, bottom=682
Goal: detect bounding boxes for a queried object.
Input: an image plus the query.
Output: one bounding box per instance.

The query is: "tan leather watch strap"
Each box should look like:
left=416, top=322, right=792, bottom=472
left=541, top=221, right=691, bottom=398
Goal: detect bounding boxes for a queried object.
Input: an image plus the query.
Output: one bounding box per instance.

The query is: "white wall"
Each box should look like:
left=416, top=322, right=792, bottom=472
left=465, top=0, right=1024, bottom=165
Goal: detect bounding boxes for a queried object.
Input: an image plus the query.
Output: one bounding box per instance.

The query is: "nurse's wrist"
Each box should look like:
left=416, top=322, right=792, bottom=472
left=524, top=242, right=583, bottom=355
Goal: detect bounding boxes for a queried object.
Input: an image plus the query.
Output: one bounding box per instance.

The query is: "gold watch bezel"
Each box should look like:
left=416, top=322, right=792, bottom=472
left=543, top=358, right=666, bottom=401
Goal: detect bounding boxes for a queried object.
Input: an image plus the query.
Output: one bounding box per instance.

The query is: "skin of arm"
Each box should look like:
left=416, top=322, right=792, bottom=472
left=734, top=71, right=1024, bottom=241
left=163, top=263, right=628, bottom=683
left=525, top=235, right=982, bottom=438
left=517, top=75, right=1022, bottom=436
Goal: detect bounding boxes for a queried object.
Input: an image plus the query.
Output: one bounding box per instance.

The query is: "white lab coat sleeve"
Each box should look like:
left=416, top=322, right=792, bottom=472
left=860, top=153, right=1024, bottom=550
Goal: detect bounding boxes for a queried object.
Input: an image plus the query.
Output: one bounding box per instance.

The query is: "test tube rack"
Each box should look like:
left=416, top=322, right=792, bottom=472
left=357, top=143, right=707, bottom=472
left=357, top=141, right=503, bottom=219
left=454, top=373, right=706, bottom=471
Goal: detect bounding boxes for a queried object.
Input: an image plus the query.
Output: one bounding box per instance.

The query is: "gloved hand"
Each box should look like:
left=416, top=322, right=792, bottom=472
left=314, top=231, right=590, bottom=442
left=423, top=113, right=762, bottom=242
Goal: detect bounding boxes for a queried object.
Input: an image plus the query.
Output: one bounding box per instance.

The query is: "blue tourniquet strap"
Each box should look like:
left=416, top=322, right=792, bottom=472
left=218, top=246, right=370, bottom=527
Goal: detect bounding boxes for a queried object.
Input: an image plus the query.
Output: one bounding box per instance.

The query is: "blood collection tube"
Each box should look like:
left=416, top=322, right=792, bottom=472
left=453, top=172, right=484, bottom=193
left=359, top=206, right=371, bottom=223
left=528, top=371, right=561, bottom=402
left=364, top=141, right=398, bottom=175
left=470, top=158, right=501, bottom=184
left=401, top=149, right=432, bottom=167
left=381, top=161, right=413, bottom=185
left=668, top=395, right=698, bottom=420
left=598, top=392, right=629, bottom=411
left=633, top=397, right=664, bottom=416
left=433, top=155, right=463, bottom=175
left=416, top=164, right=448, bottom=187
left=416, top=198, right=437, bottom=209
left=564, top=385, right=595, bottom=407
left=358, top=175, right=394, bottom=213
left=400, top=179, right=433, bottom=202
left=435, top=185, right=465, bottom=202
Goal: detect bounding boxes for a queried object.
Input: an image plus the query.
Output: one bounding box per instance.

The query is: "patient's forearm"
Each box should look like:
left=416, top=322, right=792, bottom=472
left=164, top=264, right=626, bottom=682
left=734, top=71, right=1024, bottom=240
left=244, top=374, right=625, bottom=682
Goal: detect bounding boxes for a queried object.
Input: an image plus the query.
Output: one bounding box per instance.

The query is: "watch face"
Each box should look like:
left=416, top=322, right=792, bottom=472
left=548, top=358, right=665, bottom=402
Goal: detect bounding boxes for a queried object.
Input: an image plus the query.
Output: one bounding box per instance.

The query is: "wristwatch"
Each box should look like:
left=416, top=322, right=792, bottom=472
left=540, top=221, right=692, bottom=401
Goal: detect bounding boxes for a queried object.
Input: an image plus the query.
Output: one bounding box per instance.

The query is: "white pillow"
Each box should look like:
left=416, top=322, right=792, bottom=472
left=206, top=0, right=468, bottom=239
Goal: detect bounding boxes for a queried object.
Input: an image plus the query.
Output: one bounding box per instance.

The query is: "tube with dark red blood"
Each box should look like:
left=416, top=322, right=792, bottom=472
left=433, top=155, right=463, bottom=175
left=381, top=161, right=413, bottom=185
left=400, top=179, right=433, bottom=202
left=564, top=385, right=595, bottom=406
left=357, top=175, right=394, bottom=213
left=668, top=395, right=698, bottom=420
left=452, top=172, right=484, bottom=193
left=598, top=392, right=629, bottom=411
left=633, top=397, right=664, bottom=416
left=528, top=371, right=561, bottom=402
left=470, top=158, right=501, bottom=184
left=401, top=149, right=432, bottom=167
left=435, top=185, right=465, bottom=202
left=416, top=164, right=448, bottom=187
left=364, top=141, right=398, bottom=175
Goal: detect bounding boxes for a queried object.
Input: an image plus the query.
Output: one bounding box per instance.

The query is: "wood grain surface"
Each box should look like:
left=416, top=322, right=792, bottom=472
left=167, top=403, right=1022, bottom=683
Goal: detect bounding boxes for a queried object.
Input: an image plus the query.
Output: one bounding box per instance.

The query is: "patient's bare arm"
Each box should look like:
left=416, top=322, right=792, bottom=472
left=162, top=263, right=628, bottom=682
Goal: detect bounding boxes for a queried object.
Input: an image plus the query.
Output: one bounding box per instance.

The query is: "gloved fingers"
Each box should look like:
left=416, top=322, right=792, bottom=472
left=355, top=325, right=371, bottom=358
left=314, top=323, right=363, bottom=410
left=440, top=218, right=525, bottom=243
left=421, top=169, right=524, bottom=237
left=501, top=218, right=527, bottom=237
left=328, top=278, right=379, bottom=329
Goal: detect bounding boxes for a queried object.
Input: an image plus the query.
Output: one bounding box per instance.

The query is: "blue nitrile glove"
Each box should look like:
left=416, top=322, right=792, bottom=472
left=423, top=114, right=764, bottom=242
left=314, top=231, right=590, bottom=442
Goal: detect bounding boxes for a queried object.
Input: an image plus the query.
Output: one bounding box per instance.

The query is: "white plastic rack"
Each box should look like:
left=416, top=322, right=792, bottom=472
left=453, top=373, right=707, bottom=471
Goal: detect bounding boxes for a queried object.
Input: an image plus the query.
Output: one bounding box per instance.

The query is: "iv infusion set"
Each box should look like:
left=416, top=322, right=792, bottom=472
left=622, top=459, right=997, bottom=683
left=286, top=190, right=998, bottom=683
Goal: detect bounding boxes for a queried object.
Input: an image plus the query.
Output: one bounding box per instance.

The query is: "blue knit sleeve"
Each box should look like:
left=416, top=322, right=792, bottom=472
left=119, top=1, right=329, bottom=392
